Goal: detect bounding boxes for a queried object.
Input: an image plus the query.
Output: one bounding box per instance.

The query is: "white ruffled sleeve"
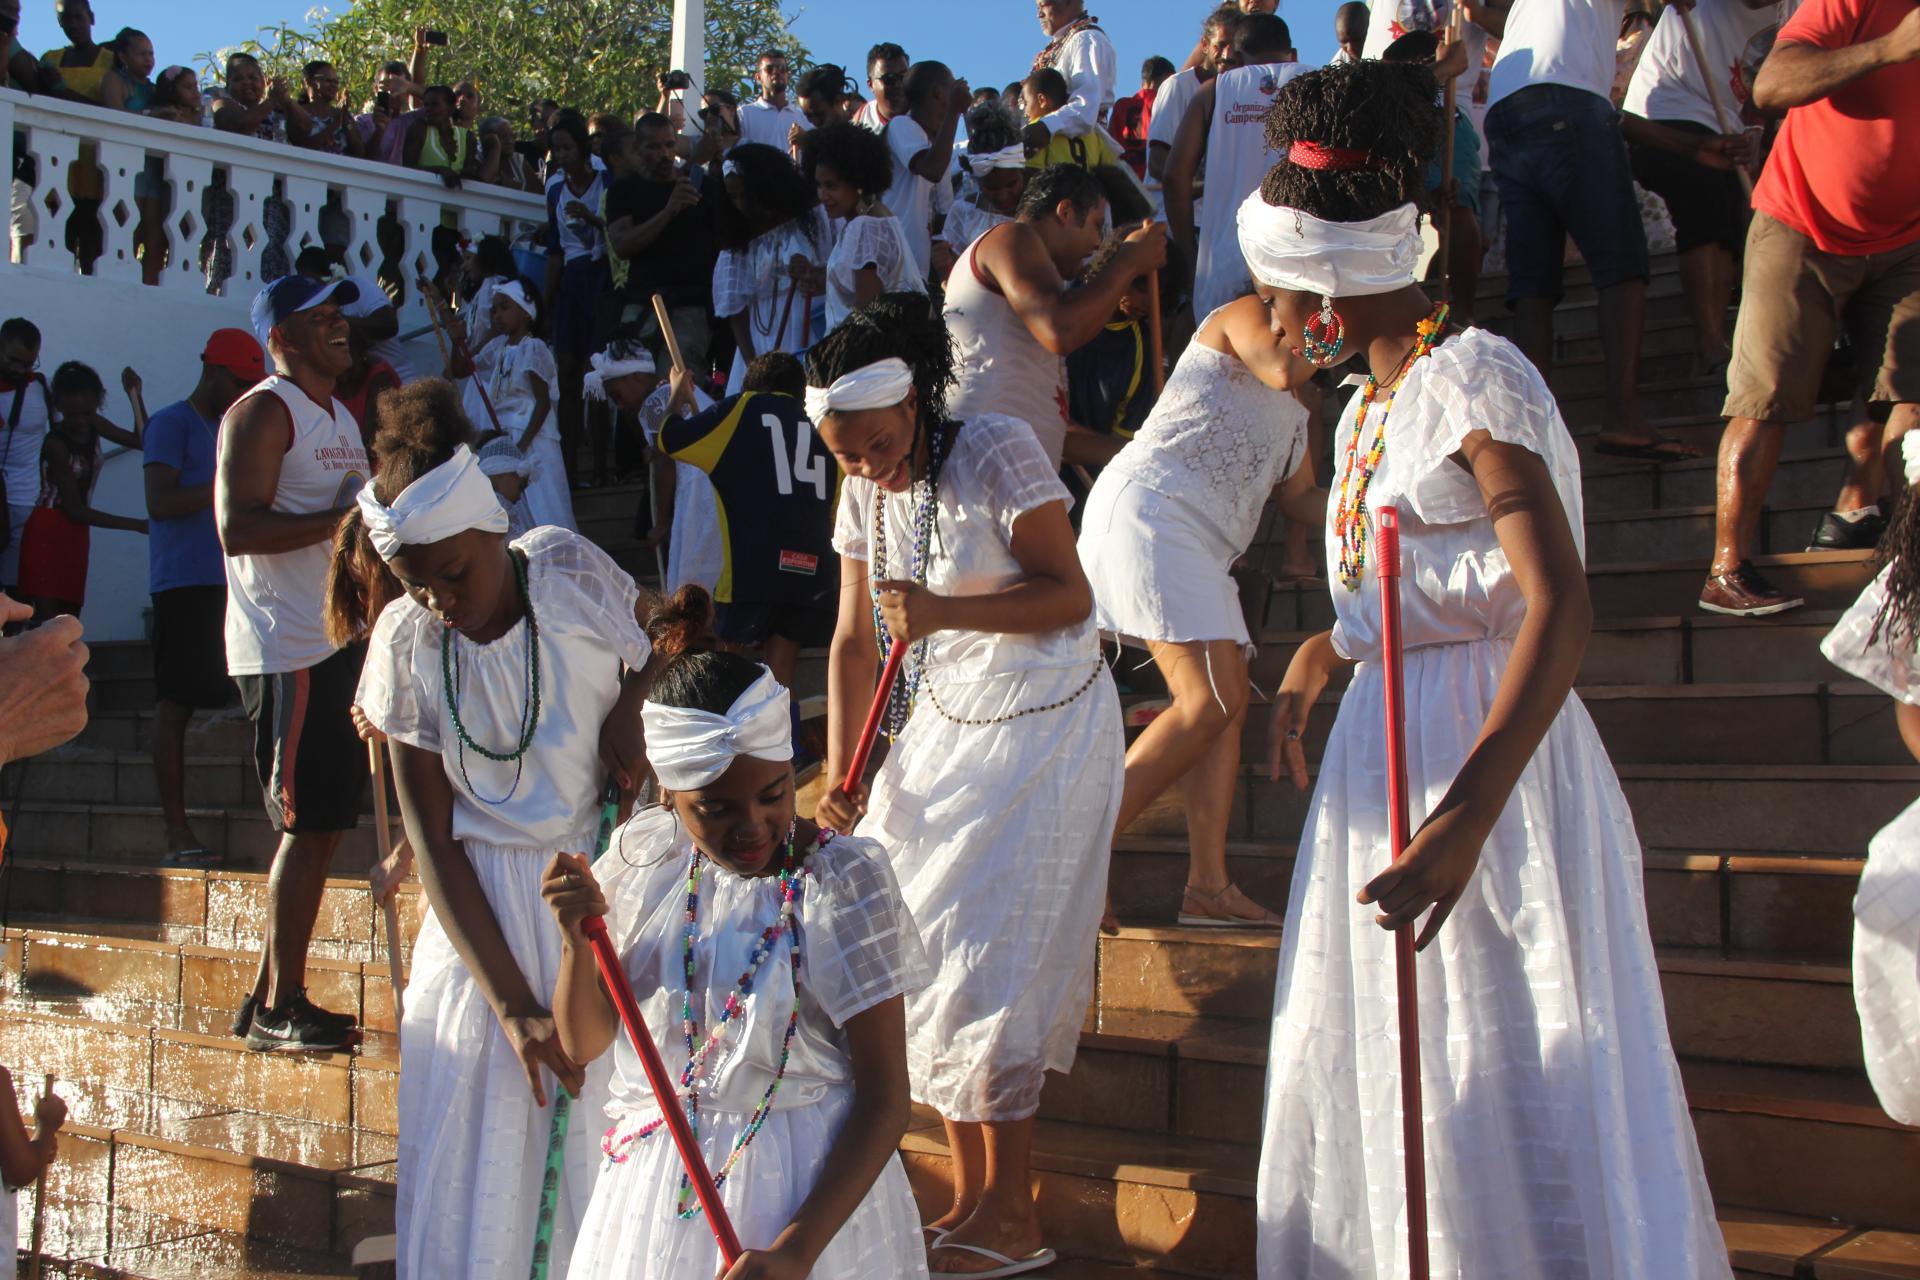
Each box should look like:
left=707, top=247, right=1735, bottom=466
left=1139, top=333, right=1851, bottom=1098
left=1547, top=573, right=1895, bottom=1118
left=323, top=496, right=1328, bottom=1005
left=832, top=215, right=906, bottom=292
left=714, top=246, right=755, bottom=318
left=520, top=338, right=558, bottom=387
left=960, top=414, right=1074, bottom=542
left=522, top=527, right=651, bottom=671
left=355, top=598, right=442, bottom=752
left=600, top=807, right=693, bottom=1003
left=1824, top=566, right=1920, bottom=705
left=832, top=478, right=874, bottom=563
left=800, top=834, right=932, bottom=1027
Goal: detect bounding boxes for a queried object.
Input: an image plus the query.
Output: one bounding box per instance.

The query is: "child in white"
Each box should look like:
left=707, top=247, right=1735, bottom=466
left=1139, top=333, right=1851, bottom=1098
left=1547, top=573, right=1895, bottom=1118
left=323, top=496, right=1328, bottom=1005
left=348, top=430, right=653, bottom=1280
left=457, top=279, right=576, bottom=532
left=803, top=122, right=928, bottom=332
left=544, top=628, right=930, bottom=1279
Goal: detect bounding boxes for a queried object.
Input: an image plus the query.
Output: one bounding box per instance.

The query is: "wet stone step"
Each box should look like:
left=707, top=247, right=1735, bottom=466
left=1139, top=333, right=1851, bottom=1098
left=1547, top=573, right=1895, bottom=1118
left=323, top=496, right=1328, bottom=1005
left=1583, top=447, right=1850, bottom=516
left=2, top=804, right=385, bottom=876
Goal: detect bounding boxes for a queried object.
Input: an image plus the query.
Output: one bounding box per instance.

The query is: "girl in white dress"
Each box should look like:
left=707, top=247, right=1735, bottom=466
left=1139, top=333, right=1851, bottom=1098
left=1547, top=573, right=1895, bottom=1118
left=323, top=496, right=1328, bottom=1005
left=1821, top=437, right=1920, bottom=1127
left=804, top=121, right=927, bottom=333
left=713, top=144, right=835, bottom=395
left=543, top=592, right=932, bottom=1280
left=454, top=278, right=577, bottom=533
left=812, top=295, right=1123, bottom=1279
left=336, top=383, right=656, bottom=1280
left=933, top=107, right=1027, bottom=283
left=1079, top=297, right=1321, bottom=929
left=1249, top=63, right=1728, bottom=1279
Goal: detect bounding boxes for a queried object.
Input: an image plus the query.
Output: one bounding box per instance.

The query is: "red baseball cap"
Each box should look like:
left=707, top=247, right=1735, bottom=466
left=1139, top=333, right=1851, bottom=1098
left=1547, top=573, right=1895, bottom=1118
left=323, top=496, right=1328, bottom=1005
left=202, top=328, right=267, bottom=383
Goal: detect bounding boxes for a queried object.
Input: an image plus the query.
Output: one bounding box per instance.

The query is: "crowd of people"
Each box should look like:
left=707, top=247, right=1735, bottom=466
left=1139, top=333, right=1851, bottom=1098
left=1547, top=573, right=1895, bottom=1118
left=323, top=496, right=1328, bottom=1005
left=1, top=0, right=1917, bottom=1276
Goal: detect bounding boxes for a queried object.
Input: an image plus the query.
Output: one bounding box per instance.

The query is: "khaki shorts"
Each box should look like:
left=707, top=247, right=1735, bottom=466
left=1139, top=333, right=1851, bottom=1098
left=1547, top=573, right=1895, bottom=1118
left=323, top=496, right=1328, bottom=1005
left=1724, top=210, right=1920, bottom=424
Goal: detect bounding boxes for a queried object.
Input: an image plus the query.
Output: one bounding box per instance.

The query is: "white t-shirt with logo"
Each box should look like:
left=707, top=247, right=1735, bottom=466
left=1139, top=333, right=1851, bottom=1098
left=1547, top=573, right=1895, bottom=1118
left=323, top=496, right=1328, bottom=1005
left=885, top=114, right=936, bottom=280
left=1196, top=62, right=1311, bottom=318
left=0, top=377, right=51, bottom=509
left=1146, top=67, right=1206, bottom=220
left=1488, top=0, right=1626, bottom=106
left=739, top=98, right=811, bottom=150
left=1623, top=0, right=1789, bottom=131
left=222, top=377, right=371, bottom=676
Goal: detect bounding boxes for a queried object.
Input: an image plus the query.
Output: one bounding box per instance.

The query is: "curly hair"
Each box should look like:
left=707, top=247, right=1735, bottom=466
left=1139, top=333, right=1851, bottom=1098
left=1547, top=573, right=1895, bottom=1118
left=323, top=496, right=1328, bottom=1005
left=1259, top=60, right=1440, bottom=223
left=645, top=584, right=768, bottom=716
left=713, top=142, right=824, bottom=251
left=744, top=352, right=806, bottom=398
left=963, top=102, right=1023, bottom=163
left=801, top=121, right=893, bottom=199
left=1018, top=164, right=1107, bottom=222
left=807, top=292, right=958, bottom=428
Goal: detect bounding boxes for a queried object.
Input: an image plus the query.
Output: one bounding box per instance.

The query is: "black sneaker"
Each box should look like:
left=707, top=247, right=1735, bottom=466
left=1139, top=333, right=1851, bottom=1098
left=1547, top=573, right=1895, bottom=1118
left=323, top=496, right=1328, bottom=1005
left=230, top=994, right=259, bottom=1038
left=286, top=988, right=359, bottom=1032
left=245, top=997, right=359, bottom=1054
left=1807, top=509, right=1886, bottom=552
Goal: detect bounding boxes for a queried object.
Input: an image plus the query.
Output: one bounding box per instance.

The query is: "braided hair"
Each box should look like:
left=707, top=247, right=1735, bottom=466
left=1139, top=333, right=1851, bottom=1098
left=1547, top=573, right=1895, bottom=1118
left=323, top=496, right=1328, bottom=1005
left=1872, top=480, right=1920, bottom=651
left=806, top=291, right=963, bottom=499
left=1259, top=59, right=1440, bottom=223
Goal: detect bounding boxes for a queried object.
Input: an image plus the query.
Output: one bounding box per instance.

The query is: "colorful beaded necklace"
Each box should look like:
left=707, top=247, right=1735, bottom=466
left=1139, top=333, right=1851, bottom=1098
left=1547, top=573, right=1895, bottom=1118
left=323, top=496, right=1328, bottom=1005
left=601, top=825, right=824, bottom=1221
left=440, top=549, right=540, bottom=803
left=869, top=420, right=945, bottom=739
left=1332, top=303, right=1450, bottom=590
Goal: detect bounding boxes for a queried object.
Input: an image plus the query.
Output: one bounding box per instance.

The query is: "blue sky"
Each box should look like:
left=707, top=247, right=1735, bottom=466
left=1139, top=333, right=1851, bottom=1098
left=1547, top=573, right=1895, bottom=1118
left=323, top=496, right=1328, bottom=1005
left=16, top=1, right=1345, bottom=93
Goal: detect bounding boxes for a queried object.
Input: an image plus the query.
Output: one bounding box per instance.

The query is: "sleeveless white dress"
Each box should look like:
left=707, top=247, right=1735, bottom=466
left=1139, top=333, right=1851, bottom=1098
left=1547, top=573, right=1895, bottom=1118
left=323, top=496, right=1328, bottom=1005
left=1256, top=329, right=1729, bottom=1279
left=566, top=810, right=932, bottom=1279
left=1821, top=566, right=1920, bottom=1126
left=1080, top=327, right=1310, bottom=651
left=465, top=336, right=576, bottom=533
left=833, top=415, right=1125, bottom=1121
left=825, top=212, right=926, bottom=332
left=944, top=229, right=1071, bottom=468
left=356, top=528, right=651, bottom=1280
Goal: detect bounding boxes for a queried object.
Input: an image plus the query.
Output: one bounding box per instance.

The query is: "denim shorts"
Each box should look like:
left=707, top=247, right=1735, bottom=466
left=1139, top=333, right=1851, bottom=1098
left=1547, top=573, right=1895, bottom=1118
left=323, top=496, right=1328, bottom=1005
left=1486, top=83, right=1649, bottom=302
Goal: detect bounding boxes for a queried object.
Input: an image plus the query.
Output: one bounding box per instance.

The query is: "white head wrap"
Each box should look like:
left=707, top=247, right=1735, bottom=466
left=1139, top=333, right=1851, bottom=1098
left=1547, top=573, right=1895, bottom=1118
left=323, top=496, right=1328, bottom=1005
left=584, top=347, right=659, bottom=402
left=643, top=666, right=794, bottom=790
left=355, top=445, right=510, bottom=561
left=496, top=278, right=538, bottom=321
left=1905, top=433, right=1920, bottom=489
left=803, top=357, right=914, bottom=421
left=1236, top=194, right=1423, bottom=298
left=965, top=145, right=1028, bottom=175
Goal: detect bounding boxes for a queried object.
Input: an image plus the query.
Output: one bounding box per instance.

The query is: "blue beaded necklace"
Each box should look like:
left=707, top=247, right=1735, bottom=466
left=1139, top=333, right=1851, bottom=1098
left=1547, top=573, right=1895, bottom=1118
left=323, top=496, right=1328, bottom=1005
left=869, top=421, right=945, bottom=739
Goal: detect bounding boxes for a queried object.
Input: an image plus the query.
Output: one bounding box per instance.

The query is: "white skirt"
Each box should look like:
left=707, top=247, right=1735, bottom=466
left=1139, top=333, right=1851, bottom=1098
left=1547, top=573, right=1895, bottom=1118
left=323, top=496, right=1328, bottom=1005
left=1857, top=798, right=1920, bottom=1126
left=523, top=426, right=578, bottom=534
left=1258, top=638, right=1729, bottom=1280
left=397, top=842, right=610, bottom=1280
left=863, top=660, right=1124, bottom=1121
left=1080, top=476, right=1250, bottom=651
left=566, top=1089, right=928, bottom=1279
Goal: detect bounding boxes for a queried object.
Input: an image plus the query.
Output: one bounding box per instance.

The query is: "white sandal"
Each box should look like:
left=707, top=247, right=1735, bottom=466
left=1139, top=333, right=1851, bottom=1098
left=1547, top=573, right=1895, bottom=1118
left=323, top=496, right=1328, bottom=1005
left=930, top=1242, right=1058, bottom=1278
left=1177, top=881, right=1283, bottom=929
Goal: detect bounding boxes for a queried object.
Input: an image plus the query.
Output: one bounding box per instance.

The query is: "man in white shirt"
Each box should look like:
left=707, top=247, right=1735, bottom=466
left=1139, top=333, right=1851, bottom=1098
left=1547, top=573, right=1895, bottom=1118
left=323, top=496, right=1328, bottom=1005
left=886, top=61, right=971, bottom=280
left=737, top=49, right=811, bottom=151
left=854, top=42, right=910, bottom=132
left=1475, top=0, right=1691, bottom=460
left=1149, top=6, right=1243, bottom=216
left=289, top=248, right=417, bottom=383
left=1024, top=0, right=1118, bottom=155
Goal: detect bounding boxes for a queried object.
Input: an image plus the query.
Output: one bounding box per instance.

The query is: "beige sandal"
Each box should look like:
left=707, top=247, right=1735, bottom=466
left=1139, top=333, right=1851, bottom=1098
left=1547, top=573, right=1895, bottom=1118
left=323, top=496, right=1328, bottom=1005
left=1178, top=881, right=1284, bottom=929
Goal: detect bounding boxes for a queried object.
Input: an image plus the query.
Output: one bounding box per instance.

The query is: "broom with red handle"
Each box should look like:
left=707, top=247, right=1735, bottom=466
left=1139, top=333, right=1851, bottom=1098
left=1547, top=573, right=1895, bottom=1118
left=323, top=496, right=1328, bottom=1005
left=1375, top=506, right=1430, bottom=1279
left=842, top=639, right=908, bottom=794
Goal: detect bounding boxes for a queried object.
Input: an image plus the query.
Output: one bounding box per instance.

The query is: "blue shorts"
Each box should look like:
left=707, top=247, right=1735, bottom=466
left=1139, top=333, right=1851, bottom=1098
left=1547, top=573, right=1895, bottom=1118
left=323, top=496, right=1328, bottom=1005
left=1486, top=83, right=1649, bottom=303
left=1425, top=112, right=1484, bottom=219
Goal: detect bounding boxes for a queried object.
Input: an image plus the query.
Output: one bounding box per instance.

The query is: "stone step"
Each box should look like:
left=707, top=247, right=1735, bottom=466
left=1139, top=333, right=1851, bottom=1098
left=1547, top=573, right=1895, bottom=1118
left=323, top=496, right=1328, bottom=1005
left=1584, top=447, right=1854, bottom=516
left=1551, top=313, right=1710, bottom=365
left=1477, top=282, right=1701, bottom=341
left=71, top=709, right=255, bottom=757
left=42, top=1223, right=359, bottom=1279
left=1582, top=502, right=1834, bottom=566
left=1, top=803, right=386, bottom=875
left=1545, top=347, right=1700, bottom=399
left=568, top=481, right=650, bottom=526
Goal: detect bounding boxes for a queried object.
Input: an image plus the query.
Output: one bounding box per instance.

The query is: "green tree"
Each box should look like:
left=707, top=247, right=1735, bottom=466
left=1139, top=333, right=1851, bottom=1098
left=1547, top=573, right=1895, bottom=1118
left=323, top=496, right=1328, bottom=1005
left=200, top=1, right=807, bottom=123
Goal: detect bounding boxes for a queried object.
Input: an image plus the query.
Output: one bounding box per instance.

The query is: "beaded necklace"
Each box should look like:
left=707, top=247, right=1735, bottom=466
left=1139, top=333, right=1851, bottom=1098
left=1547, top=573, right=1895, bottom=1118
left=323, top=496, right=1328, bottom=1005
left=1332, top=303, right=1450, bottom=590
left=601, top=825, right=824, bottom=1221
left=440, top=549, right=540, bottom=803
left=869, top=420, right=945, bottom=738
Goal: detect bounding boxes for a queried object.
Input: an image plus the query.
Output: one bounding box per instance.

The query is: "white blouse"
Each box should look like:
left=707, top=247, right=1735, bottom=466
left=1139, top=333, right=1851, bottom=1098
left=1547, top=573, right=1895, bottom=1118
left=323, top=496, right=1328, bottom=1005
left=826, top=213, right=926, bottom=331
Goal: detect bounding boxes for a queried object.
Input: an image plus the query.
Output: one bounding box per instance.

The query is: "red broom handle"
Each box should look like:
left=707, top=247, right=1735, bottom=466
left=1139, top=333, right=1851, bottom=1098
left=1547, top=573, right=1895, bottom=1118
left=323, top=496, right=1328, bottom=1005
left=1376, top=507, right=1430, bottom=1280
left=842, top=640, right=907, bottom=793
left=578, top=913, right=744, bottom=1264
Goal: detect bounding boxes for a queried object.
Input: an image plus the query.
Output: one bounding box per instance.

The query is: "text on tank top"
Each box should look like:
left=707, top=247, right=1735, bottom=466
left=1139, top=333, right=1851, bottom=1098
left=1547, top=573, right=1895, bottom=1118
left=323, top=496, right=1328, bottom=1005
left=944, top=225, right=1071, bottom=468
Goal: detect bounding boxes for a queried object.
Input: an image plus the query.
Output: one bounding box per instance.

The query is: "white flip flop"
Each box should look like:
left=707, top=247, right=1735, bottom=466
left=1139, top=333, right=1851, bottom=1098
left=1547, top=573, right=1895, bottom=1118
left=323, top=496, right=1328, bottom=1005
left=930, top=1242, right=1059, bottom=1279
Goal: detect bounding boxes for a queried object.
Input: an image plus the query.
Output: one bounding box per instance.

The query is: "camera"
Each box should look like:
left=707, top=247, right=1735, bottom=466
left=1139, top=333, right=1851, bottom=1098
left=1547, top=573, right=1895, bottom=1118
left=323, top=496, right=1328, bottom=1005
left=375, top=90, right=392, bottom=113
left=664, top=69, right=693, bottom=90
left=423, top=29, right=449, bottom=46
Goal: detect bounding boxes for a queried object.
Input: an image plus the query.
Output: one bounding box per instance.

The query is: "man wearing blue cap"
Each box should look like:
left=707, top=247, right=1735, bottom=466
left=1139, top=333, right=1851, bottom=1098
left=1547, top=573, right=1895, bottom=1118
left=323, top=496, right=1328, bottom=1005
left=218, top=275, right=373, bottom=1054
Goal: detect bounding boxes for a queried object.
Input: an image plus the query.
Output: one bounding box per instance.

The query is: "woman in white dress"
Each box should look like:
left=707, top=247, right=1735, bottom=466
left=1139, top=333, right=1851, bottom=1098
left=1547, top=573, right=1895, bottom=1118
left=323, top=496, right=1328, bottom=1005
left=543, top=594, right=932, bottom=1280
left=812, top=295, right=1123, bottom=1279
left=803, top=121, right=927, bottom=333
left=1821, top=438, right=1920, bottom=1127
left=713, top=144, right=834, bottom=395
left=1251, top=63, right=1728, bottom=1278
left=453, top=278, right=577, bottom=532
left=1079, top=296, right=1321, bottom=929
left=933, top=107, right=1028, bottom=284
left=335, top=383, right=656, bottom=1280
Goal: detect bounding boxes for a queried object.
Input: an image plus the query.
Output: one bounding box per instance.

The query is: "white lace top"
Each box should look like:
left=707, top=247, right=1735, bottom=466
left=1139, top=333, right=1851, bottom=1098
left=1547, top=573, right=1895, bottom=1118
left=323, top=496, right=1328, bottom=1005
left=941, top=199, right=1013, bottom=257
left=1103, top=332, right=1311, bottom=550
left=1327, top=327, right=1587, bottom=661
left=826, top=213, right=927, bottom=331
left=355, top=527, right=650, bottom=852
left=832, top=413, right=1095, bottom=681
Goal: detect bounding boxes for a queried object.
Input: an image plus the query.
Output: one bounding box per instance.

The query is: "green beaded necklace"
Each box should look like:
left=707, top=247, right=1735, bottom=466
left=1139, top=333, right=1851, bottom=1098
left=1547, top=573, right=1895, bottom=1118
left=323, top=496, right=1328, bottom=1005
left=440, top=548, right=540, bottom=803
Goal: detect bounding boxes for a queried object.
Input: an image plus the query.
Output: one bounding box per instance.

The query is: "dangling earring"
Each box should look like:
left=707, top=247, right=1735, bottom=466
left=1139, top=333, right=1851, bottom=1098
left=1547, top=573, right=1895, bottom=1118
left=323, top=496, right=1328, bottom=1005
left=1300, top=294, right=1346, bottom=366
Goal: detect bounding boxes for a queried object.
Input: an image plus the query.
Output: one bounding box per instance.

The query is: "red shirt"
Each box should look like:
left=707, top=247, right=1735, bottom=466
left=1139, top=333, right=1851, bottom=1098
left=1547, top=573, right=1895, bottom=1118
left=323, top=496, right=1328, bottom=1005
left=1108, top=88, right=1154, bottom=177
left=1751, top=0, right=1920, bottom=255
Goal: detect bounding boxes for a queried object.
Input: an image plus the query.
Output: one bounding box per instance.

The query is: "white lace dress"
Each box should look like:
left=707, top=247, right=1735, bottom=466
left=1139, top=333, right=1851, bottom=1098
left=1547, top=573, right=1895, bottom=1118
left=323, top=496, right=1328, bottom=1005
left=465, top=335, right=576, bottom=533
left=355, top=528, right=651, bottom=1280
left=1822, top=567, right=1920, bottom=1126
left=832, top=415, right=1125, bottom=1121
left=1080, top=328, right=1310, bottom=651
left=713, top=209, right=834, bottom=395
left=825, top=212, right=927, bottom=332
left=1257, top=329, right=1728, bottom=1279
left=567, top=810, right=933, bottom=1279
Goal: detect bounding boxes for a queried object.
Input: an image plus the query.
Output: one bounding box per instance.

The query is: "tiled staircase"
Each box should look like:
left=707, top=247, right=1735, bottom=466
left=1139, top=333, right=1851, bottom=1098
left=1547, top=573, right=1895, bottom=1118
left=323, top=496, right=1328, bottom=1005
left=4, top=250, right=1919, bottom=1278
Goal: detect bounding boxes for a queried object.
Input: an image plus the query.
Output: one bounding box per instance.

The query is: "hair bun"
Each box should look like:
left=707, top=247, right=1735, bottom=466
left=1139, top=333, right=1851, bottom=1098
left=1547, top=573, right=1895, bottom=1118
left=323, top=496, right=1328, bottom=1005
left=646, top=584, right=719, bottom=661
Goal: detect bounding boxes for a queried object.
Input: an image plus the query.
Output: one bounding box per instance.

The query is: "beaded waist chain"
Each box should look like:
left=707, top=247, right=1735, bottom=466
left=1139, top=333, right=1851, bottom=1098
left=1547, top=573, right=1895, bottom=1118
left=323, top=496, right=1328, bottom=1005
left=922, top=657, right=1105, bottom=727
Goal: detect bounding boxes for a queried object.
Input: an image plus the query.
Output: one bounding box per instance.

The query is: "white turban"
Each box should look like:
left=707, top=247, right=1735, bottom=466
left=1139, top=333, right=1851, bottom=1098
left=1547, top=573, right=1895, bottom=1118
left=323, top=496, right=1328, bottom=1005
left=355, top=445, right=510, bottom=561
left=1236, top=195, right=1423, bottom=299
left=642, top=666, right=794, bottom=790
left=803, top=357, right=914, bottom=422
left=1905, top=433, right=1920, bottom=488
left=965, top=145, right=1028, bottom=174
left=584, top=347, right=659, bottom=402
left=496, top=278, right=538, bottom=321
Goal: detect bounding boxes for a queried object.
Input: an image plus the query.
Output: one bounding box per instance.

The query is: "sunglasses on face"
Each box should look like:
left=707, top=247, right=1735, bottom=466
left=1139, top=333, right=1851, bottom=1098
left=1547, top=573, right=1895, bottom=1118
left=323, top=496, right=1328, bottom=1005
left=877, top=72, right=905, bottom=87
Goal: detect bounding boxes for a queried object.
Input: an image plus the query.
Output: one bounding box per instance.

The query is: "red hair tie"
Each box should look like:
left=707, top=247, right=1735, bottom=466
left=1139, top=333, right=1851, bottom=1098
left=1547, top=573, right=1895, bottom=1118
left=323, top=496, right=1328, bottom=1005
left=1289, top=140, right=1377, bottom=172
